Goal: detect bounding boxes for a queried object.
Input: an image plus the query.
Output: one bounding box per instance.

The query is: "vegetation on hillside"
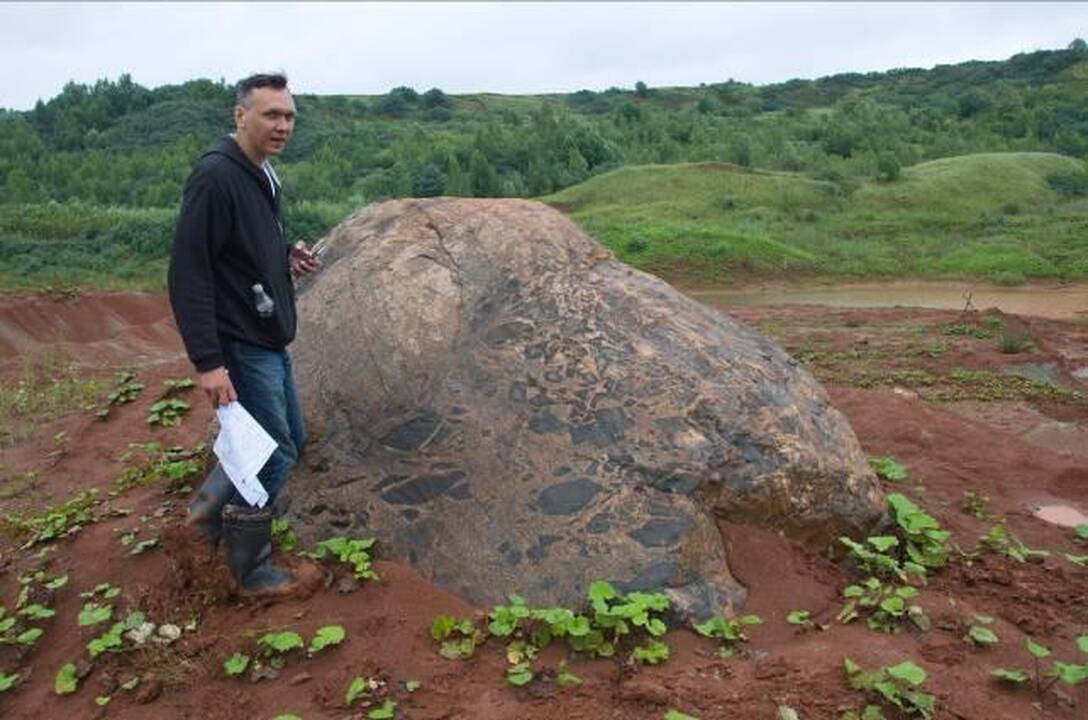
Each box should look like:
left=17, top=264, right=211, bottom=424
left=546, top=153, right=1088, bottom=284
left=0, top=41, right=1086, bottom=288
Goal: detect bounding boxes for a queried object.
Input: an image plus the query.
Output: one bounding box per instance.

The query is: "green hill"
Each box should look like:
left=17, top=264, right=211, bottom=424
left=544, top=153, right=1088, bottom=284
left=2, top=42, right=1087, bottom=289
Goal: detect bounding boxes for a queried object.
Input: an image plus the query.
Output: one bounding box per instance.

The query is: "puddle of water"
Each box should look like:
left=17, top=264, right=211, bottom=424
left=688, top=282, right=1088, bottom=320
left=1033, top=504, right=1088, bottom=528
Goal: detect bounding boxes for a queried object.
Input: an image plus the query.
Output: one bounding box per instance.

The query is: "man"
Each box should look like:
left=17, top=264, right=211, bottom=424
left=168, top=72, right=318, bottom=596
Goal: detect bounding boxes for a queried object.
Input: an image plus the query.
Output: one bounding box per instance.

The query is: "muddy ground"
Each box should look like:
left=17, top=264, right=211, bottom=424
left=0, top=291, right=1085, bottom=720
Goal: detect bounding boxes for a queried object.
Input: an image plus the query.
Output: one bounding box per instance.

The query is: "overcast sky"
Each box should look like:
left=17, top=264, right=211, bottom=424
left=1, top=2, right=1084, bottom=110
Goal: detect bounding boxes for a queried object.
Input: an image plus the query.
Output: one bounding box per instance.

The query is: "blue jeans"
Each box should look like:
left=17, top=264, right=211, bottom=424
left=220, top=337, right=305, bottom=506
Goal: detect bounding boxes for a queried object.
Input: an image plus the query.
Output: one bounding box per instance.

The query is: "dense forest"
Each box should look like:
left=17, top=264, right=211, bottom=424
left=1, top=41, right=1086, bottom=287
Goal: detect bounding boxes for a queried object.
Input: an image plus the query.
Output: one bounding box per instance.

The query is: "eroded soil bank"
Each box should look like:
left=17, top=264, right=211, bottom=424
left=0, top=290, right=1085, bottom=720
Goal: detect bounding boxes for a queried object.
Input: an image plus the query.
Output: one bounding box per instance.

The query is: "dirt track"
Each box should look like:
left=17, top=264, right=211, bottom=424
left=0, top=291, right=1085, bottom=720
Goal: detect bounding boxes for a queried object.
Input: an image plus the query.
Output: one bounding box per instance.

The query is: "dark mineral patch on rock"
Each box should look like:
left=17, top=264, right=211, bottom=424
left=381, top=412, right=442, bottom=451
left=380, top=471, right=467, bottom=505
left=537, top=478, right=601, bottom=516
left=286, top=198, right=884, bottom=621
left=629, top=517, right=694, bottom=548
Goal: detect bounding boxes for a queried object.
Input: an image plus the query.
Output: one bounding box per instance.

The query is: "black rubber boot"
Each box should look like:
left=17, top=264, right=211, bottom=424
left=220, top=504, right=297, bottom=595
left=185, top=464, right=235, bottom=543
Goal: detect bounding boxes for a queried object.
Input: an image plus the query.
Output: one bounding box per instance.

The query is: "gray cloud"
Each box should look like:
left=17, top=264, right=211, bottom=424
left=1, top=2, right=1084, bottom=110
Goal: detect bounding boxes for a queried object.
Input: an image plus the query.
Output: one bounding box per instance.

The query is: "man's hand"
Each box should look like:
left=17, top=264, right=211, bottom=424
left=198, top=367, right=237, bottom=408
left=289, top=241, right=320, bottom=278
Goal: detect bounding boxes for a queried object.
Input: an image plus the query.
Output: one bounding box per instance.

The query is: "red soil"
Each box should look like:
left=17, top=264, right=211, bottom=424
left=0, top=293, right=1085, bottom=720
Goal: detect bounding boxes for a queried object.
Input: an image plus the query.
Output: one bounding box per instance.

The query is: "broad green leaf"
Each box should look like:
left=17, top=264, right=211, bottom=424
left=259, top=631, right=304, bottom=654
left=1026, top=638, right=1051, bottom=659
left=992, top=668, right=1030, bottom=684
left=869, top=456, right=908, bottom=481
left=368, top=700, right=396, bottom=719
left=309, top=625, right=346, bottom=653
left=55, top=663, right=78, bottom=695
left=44, top=574, right=69, bottom=590
left=885, top=660, right=926, bottom=686
left=588, top=580, right=617, bottom=600
left=405, top=680, right=421, bottom=692
left=430, top=615, right=457, bottom=642
left=0, top=673, right=18, bottom=692
left=223, top=652, right=250, bottom=676
left=1077, top=635, right=1088, bottom=655
left=1075, top=523, right=1088, bottom=541
left=95, top=696, right=111, bottom=706
left=664, top=711, right=700, bottom=720
left=786, top=610, right=810, bottom=625
left=868, top=536, right=899, bottom=552
left=78, top=602, right=112, bottom=627
left=345, top=676, right=368, bottom=707
left=506, top=662, right=534, bottom=686
left=967, top=626, right=999, bottom=645
left=1050, top=661, right=1088, bottom=686
left=17, top=628, right=43, bottom=645
left=19, top=604, right=55, bottom=620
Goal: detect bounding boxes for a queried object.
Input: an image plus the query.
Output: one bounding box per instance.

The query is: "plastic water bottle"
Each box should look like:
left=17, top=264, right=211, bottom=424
left=251, top=283, right=275, bottom=318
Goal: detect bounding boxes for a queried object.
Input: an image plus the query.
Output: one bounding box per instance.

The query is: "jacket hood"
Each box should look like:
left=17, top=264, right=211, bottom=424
left=204, top=136, right=274, bottom=200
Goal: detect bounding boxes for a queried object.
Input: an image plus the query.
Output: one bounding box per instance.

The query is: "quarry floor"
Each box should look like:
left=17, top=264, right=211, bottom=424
left=0, top=289, right=1086, bottom=720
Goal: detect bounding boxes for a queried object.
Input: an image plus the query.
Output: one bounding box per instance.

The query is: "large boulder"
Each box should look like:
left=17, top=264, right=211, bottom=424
left=284, top=198, right=883, bottom=619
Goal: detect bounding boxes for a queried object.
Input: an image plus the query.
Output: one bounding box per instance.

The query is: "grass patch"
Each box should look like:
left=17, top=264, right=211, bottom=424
left=0, top=353, right=104, bottom=445
left=543, top=153, right=1088, bottom=283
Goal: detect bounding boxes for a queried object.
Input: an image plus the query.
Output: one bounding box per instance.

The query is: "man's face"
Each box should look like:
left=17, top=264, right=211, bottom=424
left=234, top=87, right=296, bottom=158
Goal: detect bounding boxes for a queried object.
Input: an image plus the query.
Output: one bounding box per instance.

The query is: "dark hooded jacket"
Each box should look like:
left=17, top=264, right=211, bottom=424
left=168, top=136, right=296, bottom=372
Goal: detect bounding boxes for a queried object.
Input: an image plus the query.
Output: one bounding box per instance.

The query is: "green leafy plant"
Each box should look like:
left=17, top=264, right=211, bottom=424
left=311, top=536, right=378, bottom=580
left=843, top=658, right=935, bottom=719
left=162, top=378, right=195, bottom=394
left=77, top=602, right=112, bottom=627
left=964, top=615, right=999, bottom=647
left=345, top=676, right=382, bottom=708
left=555, top=659, right=582, bottom=688
left=583, top=581, right=670, bottom=661
left=147, top=398, right=190, bottom=427
left=1074, top=524, right=1088, bottom=544
left=0, top=673, right=19, bottom=692
left=308, top=625, right=346, bottom=654
left=960, top=490, right=993, bottom=520
left=5, top=488, right=100, bottom=548
left=978, top=525, right=1049, bottom=563
left=107, top=382, right=143, bottom=407
left=272, top=517, right=299, bottom=552
left=869, top=456, right=908, bottom=482
left=506, top=660, right=534, bottom=686
left=836, top=577, right=928, bottom=634
left=694, top=613, right=761, bottom=656
left=632, top=639, right=671, bottom=665
left=80, top=582, right=120, bottom=600
left=223, top=652, right=250, bottom=677
left=54, top=662, right=79, bottom=695
left=369, top=699, right=396, bottom=719
left=840, top=535, right=921, bottom=581
left=993, top=637, right=1088, bottom=694
left=431, top=615, right=480, bottom=659
left=258, top=630, right=304, bottom=659
left=87, top=611, right=145, bottom=657
left=786, top=610, right=811, bottom=625
left=19, top=603, right=55, bottom=620
left=887, top=493, right=949, bottom=571
left=664, top=710, right=700, bottom=720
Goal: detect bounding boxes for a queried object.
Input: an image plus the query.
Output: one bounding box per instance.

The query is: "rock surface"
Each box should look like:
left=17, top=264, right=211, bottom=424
left=285, top=198, right=884, bottom=619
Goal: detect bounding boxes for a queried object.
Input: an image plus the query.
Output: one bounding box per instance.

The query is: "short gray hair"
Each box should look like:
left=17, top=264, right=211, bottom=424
left=235, top=73, right=289, bottom=107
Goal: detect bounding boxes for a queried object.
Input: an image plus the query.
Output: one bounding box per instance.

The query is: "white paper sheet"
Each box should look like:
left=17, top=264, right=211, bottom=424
left=213, top=402, right=276, bottom=508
